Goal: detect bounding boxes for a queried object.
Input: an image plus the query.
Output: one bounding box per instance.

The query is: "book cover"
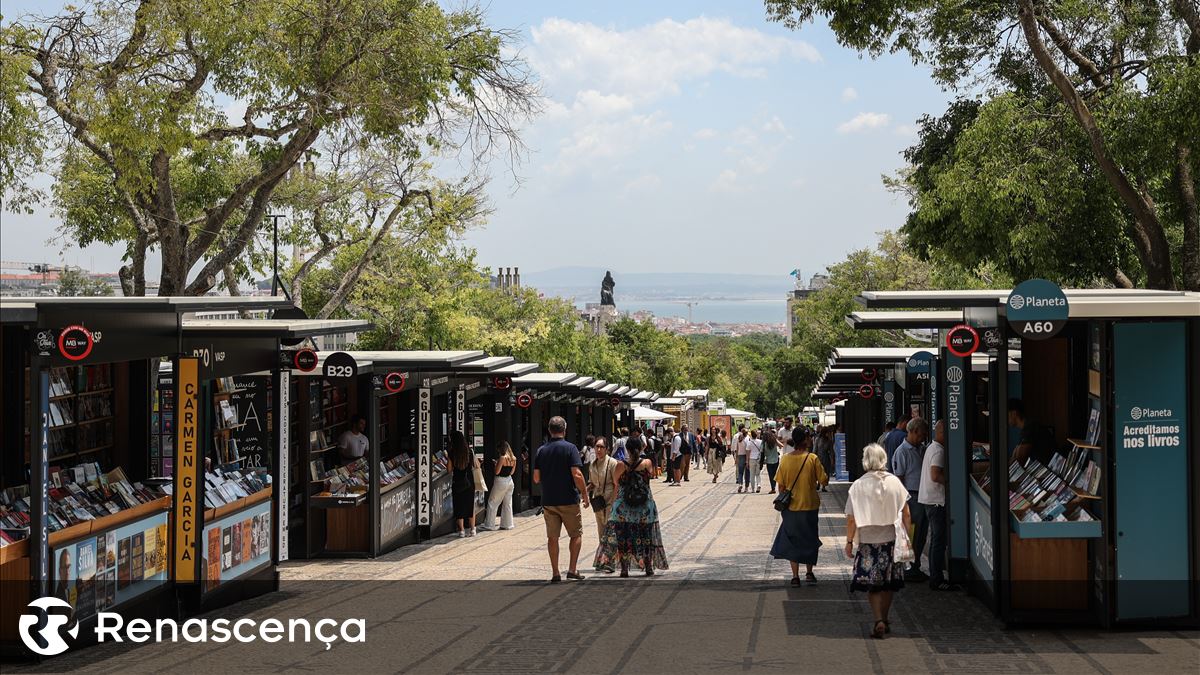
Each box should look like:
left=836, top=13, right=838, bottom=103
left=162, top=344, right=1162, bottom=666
left=155, top=524, right=167, bottom=576
left=1085, top=401, right=1101, bottom=446
left=106, top=532, right=117, bottom=569
left=231, top=522, right=242, bottom=567
left=143, top=527, right=158, bottom=577
left=76, top=540, right=97, bottom=619
left=131, top=532, right=144, bottom=582
left=241, top=517, right=252, bottom=563
left=117, top=537, right=130, bottom=589
left=221, top=527, right=232, bottom=571
left=207, top=527, right=221, bottom=580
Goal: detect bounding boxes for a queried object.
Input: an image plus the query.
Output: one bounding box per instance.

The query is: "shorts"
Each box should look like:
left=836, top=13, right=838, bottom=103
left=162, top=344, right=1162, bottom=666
left=543, top=504, right=584, bottom=539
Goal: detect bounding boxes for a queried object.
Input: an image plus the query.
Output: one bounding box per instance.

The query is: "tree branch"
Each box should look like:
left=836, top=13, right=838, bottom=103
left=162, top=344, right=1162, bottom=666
left=1035, top=13, right=1101, bottom=81
left=1176, top=143, right=1200, bottom=291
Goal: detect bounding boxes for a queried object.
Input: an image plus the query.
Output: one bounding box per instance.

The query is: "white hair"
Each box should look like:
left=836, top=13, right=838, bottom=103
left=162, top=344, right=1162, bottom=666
left=862, top=443, right=888, bottom=472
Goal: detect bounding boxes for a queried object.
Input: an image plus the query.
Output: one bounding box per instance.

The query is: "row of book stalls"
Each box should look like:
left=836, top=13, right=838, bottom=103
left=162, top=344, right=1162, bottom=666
left=0, top=295, right=659, bottom=658
left=810, top=283, right=1199, bottom=629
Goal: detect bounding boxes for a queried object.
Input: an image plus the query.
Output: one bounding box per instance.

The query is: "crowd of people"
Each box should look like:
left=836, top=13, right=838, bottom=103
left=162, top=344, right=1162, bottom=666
left=459, top=412, right=950, bottom=641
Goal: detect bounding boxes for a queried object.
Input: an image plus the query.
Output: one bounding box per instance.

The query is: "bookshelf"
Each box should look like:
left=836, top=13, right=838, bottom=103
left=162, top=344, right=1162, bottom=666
left=26, top=365, right=117, bottom=466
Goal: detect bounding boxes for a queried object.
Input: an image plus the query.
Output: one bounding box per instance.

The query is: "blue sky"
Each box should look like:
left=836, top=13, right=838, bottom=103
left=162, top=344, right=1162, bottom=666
left=1, top=1, right=950, bottom=280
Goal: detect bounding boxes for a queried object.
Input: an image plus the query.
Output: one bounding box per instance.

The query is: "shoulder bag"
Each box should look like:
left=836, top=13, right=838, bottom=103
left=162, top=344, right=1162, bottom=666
left=591, top=460, right=611, bottom=512
left=773, top=454, right=811, bottom=512
left=471, top=454, right=488, bottom=493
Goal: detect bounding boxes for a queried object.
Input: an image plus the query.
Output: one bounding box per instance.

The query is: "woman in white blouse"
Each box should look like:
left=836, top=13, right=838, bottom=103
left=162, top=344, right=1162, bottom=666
left=844, top=443, right=911, bottom=639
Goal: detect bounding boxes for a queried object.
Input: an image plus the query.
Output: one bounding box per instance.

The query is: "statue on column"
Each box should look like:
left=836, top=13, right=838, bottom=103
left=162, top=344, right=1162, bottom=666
left=600, top=271, right=616, bottom=306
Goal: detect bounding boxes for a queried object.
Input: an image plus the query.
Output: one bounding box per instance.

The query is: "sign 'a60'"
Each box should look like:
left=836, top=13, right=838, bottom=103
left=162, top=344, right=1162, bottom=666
left=323, top=352, right=357, bottom=381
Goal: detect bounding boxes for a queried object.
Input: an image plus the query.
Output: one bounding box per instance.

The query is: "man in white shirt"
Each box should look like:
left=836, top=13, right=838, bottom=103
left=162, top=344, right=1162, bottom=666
left=732, top=425, right=749, bottom=493
left=779, top=418, right=794, bottom=450
left=918, top=419, right=958, bottom=591
left=338, top=414, right=369, bottom=463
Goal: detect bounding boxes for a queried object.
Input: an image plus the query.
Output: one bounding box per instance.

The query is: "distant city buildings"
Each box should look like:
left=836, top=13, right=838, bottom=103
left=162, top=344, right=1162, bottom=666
left=785, top=272, right=830, bottom=344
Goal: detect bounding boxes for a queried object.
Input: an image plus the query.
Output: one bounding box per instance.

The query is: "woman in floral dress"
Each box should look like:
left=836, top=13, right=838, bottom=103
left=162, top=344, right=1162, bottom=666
left=594, top=437, right=669, bottom=576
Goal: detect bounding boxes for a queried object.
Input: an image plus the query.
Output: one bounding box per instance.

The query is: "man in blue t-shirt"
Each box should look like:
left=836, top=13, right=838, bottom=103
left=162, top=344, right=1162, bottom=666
left=533, top=415, right=590, bottom=583
left=883, top=417, right=910, bottom=468
left=891, top=417, right=929, bottom=580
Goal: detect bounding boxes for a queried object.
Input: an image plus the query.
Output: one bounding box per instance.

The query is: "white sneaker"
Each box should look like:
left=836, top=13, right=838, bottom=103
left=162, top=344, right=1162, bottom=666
left=469, top=527, right=477, bottom=537
left=458, top=530, right=467, bottom=538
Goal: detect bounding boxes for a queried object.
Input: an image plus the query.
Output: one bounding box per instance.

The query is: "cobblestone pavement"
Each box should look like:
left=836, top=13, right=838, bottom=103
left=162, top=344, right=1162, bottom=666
left=13, top=470, right=1200, bottom=673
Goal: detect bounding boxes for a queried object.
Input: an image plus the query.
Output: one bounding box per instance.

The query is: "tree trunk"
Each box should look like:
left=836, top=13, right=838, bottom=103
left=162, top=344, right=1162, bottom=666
left=1176, top=143, right=1200, bottom=291
left=150, top=150, right=188, bottom=295
left=1018, top=0, right=1177, bottom=289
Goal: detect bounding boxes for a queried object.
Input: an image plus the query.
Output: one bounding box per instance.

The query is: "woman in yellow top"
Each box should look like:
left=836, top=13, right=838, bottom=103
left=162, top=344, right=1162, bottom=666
left=770, top=427, right=829, bottom=586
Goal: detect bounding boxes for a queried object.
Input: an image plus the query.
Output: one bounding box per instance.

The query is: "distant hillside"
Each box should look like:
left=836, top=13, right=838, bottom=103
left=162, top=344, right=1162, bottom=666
left=522, top=266, right=793, bottom=299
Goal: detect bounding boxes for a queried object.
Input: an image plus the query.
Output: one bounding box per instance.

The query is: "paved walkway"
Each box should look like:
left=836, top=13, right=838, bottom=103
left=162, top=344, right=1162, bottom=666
left=14, top=469, right=1200, bottom=673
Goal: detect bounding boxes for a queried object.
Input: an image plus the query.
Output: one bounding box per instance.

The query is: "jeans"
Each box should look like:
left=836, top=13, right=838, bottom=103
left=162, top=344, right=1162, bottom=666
left=908, top=494, right=928, bottom=570
left=926, top=504, right=948, bottom=585
left=735, top=455, right=747, bottom=486
left=765, top=461, right=779, bottom=490
left=746, top=458, right=761, bottom=490
left=485, top=476, right=515, bottom=529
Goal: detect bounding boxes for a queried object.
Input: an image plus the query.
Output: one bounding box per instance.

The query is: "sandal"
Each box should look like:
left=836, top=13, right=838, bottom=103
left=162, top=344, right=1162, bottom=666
left=871, top=620, right=886, bottom=639
left=805, top=572, right=817, bottom=584
left=790, top=576, right=801, bottom=587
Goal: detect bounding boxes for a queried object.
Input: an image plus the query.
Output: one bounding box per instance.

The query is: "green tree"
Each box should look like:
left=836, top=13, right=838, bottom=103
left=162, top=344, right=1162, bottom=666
left=766, top=0, right=1200, bottom=290
left=56, top=267, right=115, bottom=296
left=3, top=0, right=535, bottom=295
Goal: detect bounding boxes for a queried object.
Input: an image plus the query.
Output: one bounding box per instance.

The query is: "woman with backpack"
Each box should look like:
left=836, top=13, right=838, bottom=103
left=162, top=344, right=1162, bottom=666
left=707, top=430, right=725, bottom=483
left=593, top=437, right=669, bottom=576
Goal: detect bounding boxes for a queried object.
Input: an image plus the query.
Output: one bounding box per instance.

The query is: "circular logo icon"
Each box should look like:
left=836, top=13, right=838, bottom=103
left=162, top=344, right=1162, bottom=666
left=860, top=368, right=876, bottom=381
left=57, top=325, right=94, bottom=361
left=384, top=371, right=407, bottom=393
left=1008, top=294, right=1026, bottom=310
left=858, top=384, right=875, bottom=399
left=35, top=330, right=54, bottom=353
left=946, top=366, right=964, bottom=384
left=492, top=376, right=512, bottom=390
left=884, top=391, right=895, bottom=403
left=19, top=597, right=78, bottom=656
left=293, top=348, right=318, bottom=372
left=516, top=393, right=533, bottom=409
left=610, top=397, right=621, bottom=407
left=907, top=357, right=918, bottom=368
left=1130, top=406, right=1143, bottom=421
left=946, top=324, right=981, bottom=357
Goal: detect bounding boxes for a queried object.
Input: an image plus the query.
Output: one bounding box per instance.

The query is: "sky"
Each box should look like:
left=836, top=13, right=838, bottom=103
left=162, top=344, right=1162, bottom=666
left=1, top=0, right=951, bottom=281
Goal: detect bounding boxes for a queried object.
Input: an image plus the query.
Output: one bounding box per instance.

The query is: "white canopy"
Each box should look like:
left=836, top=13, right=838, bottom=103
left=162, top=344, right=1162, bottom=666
left=634, top=407, right=676, bottom=421
left=726, top=408, right=757, bottom=419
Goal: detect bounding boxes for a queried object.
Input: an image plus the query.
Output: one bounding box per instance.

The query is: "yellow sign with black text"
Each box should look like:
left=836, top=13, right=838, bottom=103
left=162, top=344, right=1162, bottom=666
left=173, top=357, right=200, bottom=582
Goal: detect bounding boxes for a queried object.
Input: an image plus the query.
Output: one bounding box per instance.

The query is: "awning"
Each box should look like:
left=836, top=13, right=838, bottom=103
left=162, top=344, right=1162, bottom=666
left=490, top=361, right=540, bottom=378
left=856, top=288, right=1197, bottom=317
left=0, top=300, right=37, bottom=324
left=181, top=318, right=372, bottom=338
left=634, top=407, right=676, bottom=421
left=726, top=408, right=756, bottom=418
left=846, top=310, right=964, bottom=330
left=344, top=350, right=485, bottom=370
left=513, top=372, right=578, bottom=389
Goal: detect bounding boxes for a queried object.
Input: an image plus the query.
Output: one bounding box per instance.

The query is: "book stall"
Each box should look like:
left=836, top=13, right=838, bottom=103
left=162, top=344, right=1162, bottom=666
left=175, top=317, right=367, bottom=608
left=853, top=286, right=1199, bottom=627
left=468, top=361, right=540, bottom=515
left=0, top=295, right=291, bottom=656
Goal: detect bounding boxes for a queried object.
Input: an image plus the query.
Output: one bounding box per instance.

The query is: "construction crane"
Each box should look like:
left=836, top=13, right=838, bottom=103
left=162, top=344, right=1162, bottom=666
left=682, top=301, right=699, bottom=324
left=0, top=260, right=67, bottom=285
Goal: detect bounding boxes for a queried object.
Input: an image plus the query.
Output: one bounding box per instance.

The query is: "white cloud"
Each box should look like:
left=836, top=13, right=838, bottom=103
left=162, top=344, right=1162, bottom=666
left=549, top=112, right=673, bottom=174
left=894, top=124, right=918, bottom=137
left=762, top=116, right=788, bottom=135
left=529, top=17, right=821, bottom=103
left=837, top=112, right=891, bottom=134
left=840, top=87, right=858, bottom=102
left=623, top=173, right=662, bottom=194
left=710, top=169, right=742, bottom=193
left=693, top=128, right=718, bottom=140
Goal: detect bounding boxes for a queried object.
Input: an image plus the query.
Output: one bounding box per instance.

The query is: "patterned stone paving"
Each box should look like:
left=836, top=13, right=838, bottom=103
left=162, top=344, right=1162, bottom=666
left=8, top=470, right=1199, bottom=673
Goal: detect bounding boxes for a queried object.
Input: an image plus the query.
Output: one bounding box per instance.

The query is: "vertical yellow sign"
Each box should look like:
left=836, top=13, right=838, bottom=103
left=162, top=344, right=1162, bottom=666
left=174, top=357, right=200, bottom=582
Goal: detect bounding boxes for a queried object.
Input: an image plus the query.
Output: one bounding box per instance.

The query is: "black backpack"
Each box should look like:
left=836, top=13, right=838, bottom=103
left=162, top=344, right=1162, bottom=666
left=622, top=458, right=650, bottom=507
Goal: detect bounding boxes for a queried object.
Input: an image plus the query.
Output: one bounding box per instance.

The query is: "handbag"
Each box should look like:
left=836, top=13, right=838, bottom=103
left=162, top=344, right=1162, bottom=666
left=893, top=509, right=915, bottom=563
left=590, top=461, right=611, bottom=512
left=773, top=454, right=811, bottom=512
left=471, top=456, right=488, bottom=493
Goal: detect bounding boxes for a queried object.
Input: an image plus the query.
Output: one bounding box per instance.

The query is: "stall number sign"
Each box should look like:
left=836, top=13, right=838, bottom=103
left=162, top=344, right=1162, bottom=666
left=417, top=388, right=432, bottom=526
left=323, top=352, right=357, bottom=380
left=946, top=324, right=980, bottom=357
left=1006, top=279, right=1068, bottom=339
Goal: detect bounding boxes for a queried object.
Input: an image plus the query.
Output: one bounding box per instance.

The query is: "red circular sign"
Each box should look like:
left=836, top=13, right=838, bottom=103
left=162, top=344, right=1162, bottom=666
left=58, top=325, right=94, bottom=361
left=946, top=324, right=981, bottom=358
left=516, top=393, right=533, bottom=409
left=610, top=397, right=621, bottom=407
left=293, top=348, right=318, bottom=372
left=384, top=371, right=407, bottom=393
left=492, top=376, right=512, bottom=390
left=858, top=384, right=875, bottom=399
left=861, top=368, right=877, bottom=381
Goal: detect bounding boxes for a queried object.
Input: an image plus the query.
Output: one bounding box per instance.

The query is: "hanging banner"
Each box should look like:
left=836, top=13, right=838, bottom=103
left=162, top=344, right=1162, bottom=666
left=906, top=351, right=934, bottom=421
left=1005, top=279, right=1068, bottom=340
left=944, top=353, right=969, bottom=559
left=277, top=370, right=290, bottom=562
left=456, top=390, right=466, bottom=434
left=173, top=357, right=200, bottom=582
left=882, top=371, right=896, bottom=424
left=417, top=388, right=432, bottom=527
